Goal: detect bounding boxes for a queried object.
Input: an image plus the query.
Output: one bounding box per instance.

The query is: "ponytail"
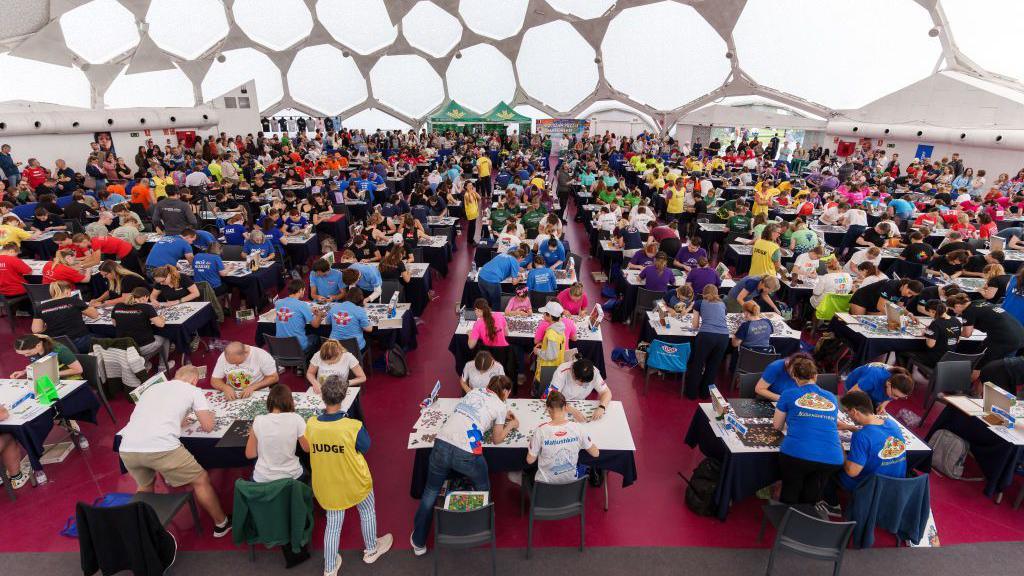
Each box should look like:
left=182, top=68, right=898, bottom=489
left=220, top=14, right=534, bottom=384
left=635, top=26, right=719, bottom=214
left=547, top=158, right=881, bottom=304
left=474, top=298, right=497, bottom=341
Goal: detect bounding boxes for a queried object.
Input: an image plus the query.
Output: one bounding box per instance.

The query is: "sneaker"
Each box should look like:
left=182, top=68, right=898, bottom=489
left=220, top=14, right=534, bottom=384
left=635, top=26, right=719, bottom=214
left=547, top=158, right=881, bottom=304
left=363, top=533, right=393, bottom=564
left=410, top=533, right=427, bottom=557
left=77, top=435, right=90, bottom=450
left=8, top=471, right=28, bottom=490
left=19, top=456, right=30, bottom=475
left=323, top=553, right=342, bottom=576
left=213, top=515, right=232, bottom=538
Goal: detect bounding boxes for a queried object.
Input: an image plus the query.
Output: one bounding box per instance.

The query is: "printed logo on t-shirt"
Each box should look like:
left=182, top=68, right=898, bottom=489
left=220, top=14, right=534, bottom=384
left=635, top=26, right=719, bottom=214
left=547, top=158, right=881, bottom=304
left=467, top=423, right=484, bottom=454
left=794, top=392, right=836, bottom=412
left=878, top=436, right=907, bottom=460
left=333, top=311, right=352, bottom=326
left=226, top=368, right=257, bottom=389
left=276, top=307, right=294, bottom=322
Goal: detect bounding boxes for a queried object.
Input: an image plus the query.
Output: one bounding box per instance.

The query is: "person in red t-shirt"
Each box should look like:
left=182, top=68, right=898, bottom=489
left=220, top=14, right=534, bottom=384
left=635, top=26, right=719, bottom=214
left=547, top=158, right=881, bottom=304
left=41, top=249, right=88, bottom=285
left=77, top=233, right=143, bottom=275
left=20, top=158, right=48, bottom=190
left=0, top=243, right=30, bottom=296
left=54, top=232, right=89, bottom=259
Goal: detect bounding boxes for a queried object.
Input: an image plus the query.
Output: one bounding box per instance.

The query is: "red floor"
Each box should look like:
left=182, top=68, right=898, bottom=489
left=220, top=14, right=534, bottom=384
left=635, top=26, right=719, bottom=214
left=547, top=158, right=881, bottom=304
left=1, top=205, right=1022, bottom=553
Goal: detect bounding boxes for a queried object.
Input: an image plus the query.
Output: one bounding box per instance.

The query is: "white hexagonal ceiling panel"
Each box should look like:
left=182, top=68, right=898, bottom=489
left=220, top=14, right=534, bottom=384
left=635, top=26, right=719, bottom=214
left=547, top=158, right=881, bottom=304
left=233, top=0, right=313, bottom=52
left=517, top=20, right=598, bottom=111
left=145, top=0, right=229, bottom=61
left=201, top=47, right=283, bottom=109
left=402, top=1, right=462, bottom=59
left=446, top=43, right=516, bottom=114
left=287, top=44, right=366, bottom=116
left=317, top=0, right=397, bottom=56
left=734, top=0, right=941, bottom=109
left=370, top=55, right=444, bottom=118
left=943, top=0, right=1024, bottom=83
left=458, top=0, right=528, bottom=41
left=0, top=54, right=91, bottom=108
left=104, top=66, right=195, bottom=109
left=60, top=0, right=140, bottom=65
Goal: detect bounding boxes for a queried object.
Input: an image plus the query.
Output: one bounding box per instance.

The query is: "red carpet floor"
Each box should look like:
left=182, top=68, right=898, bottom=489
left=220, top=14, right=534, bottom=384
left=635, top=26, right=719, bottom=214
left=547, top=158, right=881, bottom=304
left=0, top=205, right=1022, bottom=553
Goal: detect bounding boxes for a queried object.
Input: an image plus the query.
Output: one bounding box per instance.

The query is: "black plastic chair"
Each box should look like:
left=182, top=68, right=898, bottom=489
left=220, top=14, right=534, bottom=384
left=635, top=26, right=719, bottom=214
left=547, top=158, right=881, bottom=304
left=890, top=259, right=925, bottom=280
left=380, top=279, right=405, bottom=304
left=131, top=491, right=202, bottom=535
left=24, top=283, right=51, bottom=313
left=816, top=373, right=840, bottom=395
left=909, top=350, right=985, bottom=400
left=221, top=245, right=245, bottom=261
left=521, top=477, right=587, bottom=558
left=339, top=337, right=372, bottom=376
left=733, top=347, right=780, bottom=391
left=763, top=505, right=855, bottom=576
left=55, top=334, right=80, bottom=354
left=433, top=503, right=496, bottom=576
left=921, top=360, right=973, bottom=422
left=499, top=293, right=514, bottom=312
left=265, top=335, right=308, bottom=373
left=529, top=290, right=556, bottom=310
left=75, top=354, right=115, bottom=423
left=535, top=365, right=557, bottom=397
left=738, top=372, right=763, bottom=399
left=630, top=288, right=664, bottom=327
left=0, top=293, right=28, bottom=330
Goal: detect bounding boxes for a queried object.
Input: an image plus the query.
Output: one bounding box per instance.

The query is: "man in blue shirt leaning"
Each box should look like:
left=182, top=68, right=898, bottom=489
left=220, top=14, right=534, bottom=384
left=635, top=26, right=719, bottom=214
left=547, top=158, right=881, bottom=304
left=309, top=258, right=345, bottom=303
left=145, top=230, right=194, bottom=273
left=339, top=250, right=382, bottom=297
left=526, top=255, right=558, bottom=294
left=275, top=279, right=325, bottom=353
left=477, top=248, right=524, bottom=309
left=837, top=391, right=907, bottom=492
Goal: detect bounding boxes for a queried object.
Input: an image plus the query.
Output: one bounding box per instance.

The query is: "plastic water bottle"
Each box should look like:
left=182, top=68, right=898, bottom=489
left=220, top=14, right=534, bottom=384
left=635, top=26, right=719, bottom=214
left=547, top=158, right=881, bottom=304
left=567, top=256, right=576, bottom=282
left=388, top=290, right=399, bottom=318
left=471, top=260, right=478, bottom=276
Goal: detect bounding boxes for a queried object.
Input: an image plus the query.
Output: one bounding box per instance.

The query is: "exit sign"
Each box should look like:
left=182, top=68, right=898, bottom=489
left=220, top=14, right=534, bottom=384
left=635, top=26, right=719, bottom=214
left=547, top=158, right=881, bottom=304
left=130, top=132, right=140, bottom=137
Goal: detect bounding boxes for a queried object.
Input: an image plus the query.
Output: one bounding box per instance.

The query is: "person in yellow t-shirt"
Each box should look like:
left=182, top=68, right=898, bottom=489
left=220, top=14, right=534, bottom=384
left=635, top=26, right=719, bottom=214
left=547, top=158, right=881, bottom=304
left=749, top=223, right=783, bottom=278
left=476, top=152, right=492, bottom=196
left=304, top=376, right=392, bottom=572
left=752, top=181, right=778, bottom=218
left=152, top=165, right=173, bottom=200
left=0, top=216, right=31, bottom=247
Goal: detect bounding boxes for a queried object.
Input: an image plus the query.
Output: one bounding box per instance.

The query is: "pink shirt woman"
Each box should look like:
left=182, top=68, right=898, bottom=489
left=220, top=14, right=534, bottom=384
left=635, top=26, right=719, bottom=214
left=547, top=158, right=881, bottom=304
left=557, top=285, right=589, bottom=316
left=469, top=310, right=509, bottom=347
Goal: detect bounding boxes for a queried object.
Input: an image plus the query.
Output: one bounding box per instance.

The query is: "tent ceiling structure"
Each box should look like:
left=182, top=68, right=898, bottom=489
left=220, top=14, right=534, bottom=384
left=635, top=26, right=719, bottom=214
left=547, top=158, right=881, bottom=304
left=1, top=0, right=1023, bottom=133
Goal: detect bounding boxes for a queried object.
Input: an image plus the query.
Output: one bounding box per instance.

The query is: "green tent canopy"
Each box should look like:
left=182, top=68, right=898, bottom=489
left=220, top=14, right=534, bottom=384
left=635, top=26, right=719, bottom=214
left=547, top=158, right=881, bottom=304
left=429, top=101, right=483, bottom=124
left=481, top=102, right=530, bottom=123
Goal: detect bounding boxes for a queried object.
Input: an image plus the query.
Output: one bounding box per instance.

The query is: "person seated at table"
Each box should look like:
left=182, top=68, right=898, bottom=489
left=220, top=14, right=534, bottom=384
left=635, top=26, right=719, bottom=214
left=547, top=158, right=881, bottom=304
left=41, top=248, right=89, bottom=285
left=191, top=241, right=230, bottom=296
left=504, top=285, right=533, bottom=316
left=852, top=260, right=887, bottom=290
left=11, top=334, right=83, bottom=379
left=844, top=363, right=914, bottom=415
left=978, top=263, right=1011, bottom=302
left=246, top=383, right=309, bottom=485
left=112, top=287, right=170, bottom=370
left=222, top=213, right=247, bottom=245
left=145, top=230, right=195, bottom=273
left=306, top=338, right=365, bottom=395
left=845, top=245, right=881, bottom=276
left=349, top=234, right=382, bottom=263
left=310, top=258, right=345, bottom=303
left=753, top=352, right=814, bottom=401
left=0, top=242, right=30, bottom=303
left=534, top=299, right=577, bottom=348
left=538, top=236, right=565, bottom=269
left=772, top=356, right=842, bottom=505
left=847, top=277, right=922, bottom=316
left=726, top=274, right=782, bottom=315
left=339, top=255, right=382, bottom=298
left=557, top=282, right=589, bottom=316
left=526, top=390, right=600, bottom=486
left=30, top=206, right=65, bottom=232
left=935, top=230, right=969, bottom=256
left=243, top=228, right=276, bottom=261
left=639, top=251, right=675, bottom=294
left=627, top=241, right=659, bottom=270
left=0, top=409, right=29, bottom=489
left=789, top=219, right=819, bottom=256
left=411, top=375, right=517, bottom=555
left=927, top=249, right=970, bottom=278
left=460, top=350, right=505, bottom=395
left=731, top=300, right=775, bottom=354
left=669, top=284, right=695, bottom=314
left=673, top=236, right=706, bottom=272
left=327, top=286, right=372, bottom=354
left=276, top=279, right=324, bottom=355
left=378, top=244, right=410, bottom=286
left=280, top=208, right=308, bottom=236
left=526, top=255, right=558, bottom=294
left=810, top=258, right=853, bottom=309
left=477, top=248, right=523, bottom=310
left=903, top=299, right=963, bottom=374
left=837, top=390, right=907, bottom=493
left=118, top=364, right=232, bottom=538
left=546, top=358, right=612, bottom=423
left=211, top=341, right=280, bottom=401
left=899, top=231, right=934, bottom=265
left=468, top=297, right=509, bottom=350
left=948, top=292, right=1024, bottom=377
left=962, top=249, right=1003, bottom=279
left=0, top=215, right=31, bottom=247
left=149, top=265, right=200, bottom=307
left=31, top=280, right=97, bottom=353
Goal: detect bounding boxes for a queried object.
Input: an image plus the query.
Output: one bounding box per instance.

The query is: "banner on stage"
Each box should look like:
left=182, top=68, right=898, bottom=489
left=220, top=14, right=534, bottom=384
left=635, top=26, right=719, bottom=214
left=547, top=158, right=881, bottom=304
left=537, top=119, right=590, bottom=137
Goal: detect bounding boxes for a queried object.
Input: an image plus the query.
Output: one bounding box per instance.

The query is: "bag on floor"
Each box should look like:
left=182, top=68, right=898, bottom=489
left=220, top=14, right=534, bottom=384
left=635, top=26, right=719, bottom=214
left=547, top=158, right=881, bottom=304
left=601, top=285, right=618, bottom=299
left=927, top=429, right=981, bottom=481
left=60, top=493, right=135, bottom=538
left=682, top=458, right=721, bottom=517
left=611, top=347, right=639, bottom=369
left=601, top=298, right=619, bottom=312
left=385, top=345, right=408, bottom=377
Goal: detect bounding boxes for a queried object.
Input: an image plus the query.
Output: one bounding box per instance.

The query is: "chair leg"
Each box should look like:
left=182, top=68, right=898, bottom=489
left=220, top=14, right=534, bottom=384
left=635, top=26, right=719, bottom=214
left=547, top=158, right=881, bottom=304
left=643, top=366, right=649, bottom=396
left=758, top=512, right=768, bottom=542
left=1014, top=484, right=1024, bottom=510
left=527, top=508, right=534, bottom=559
left=5, top=302, right=15, bottom=330
left=249, top=544, right=255, bottom=562
left=433, top=544, right=439, bottom=576
left=603, top=470, right=609, bottom=511
left=188, top=493, right=202, bottom=535
left=765, top=544, right=778, bottom=576
left=95, top=382, right=116, bottom=424
left=920, top=395, right=936, bottom=424
left=579, top=510, right=585, bottom=552
left=491, top=537, right=496, bottom=576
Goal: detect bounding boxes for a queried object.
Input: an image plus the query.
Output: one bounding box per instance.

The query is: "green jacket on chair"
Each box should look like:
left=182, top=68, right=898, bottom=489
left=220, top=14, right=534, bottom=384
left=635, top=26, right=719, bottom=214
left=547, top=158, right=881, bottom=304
left=232, top=478, right=313, bottom=553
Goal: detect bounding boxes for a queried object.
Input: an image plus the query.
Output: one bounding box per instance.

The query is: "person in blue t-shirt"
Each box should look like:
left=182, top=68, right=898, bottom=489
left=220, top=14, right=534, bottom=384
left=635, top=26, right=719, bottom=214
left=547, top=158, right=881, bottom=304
left=838, top=391, right=907, bottom=492
left=145, top=233, right=193, bottom=271
left=274, top=279, right=325, bottom=353
left=755, top=353, right=814, bottom=401
left=538, top=237, right=565, bottom=269
left=309, top=259, right=345, bottom=303
left=726, top=274, right=782, bottom=315
left=242, top=228, right=276, bottom=260
left=888, top=197, right=915, bottom=222
left=526, top=255, right=558, bottom=294
left=773, top=356, right=843, bottom=504
left=192, top=242, right=227, bottom=293
left=339, top=251, right=382, bottom=295
left=731, top=300, right=774, bottom=353
left=477, top=249, right=524, bottom=310
left=222, top=215, right=247, bottom=245
left=191, top=229, right=217, bottom=251
left=844, top=363, right=915, bottom=414
left=281, top=209, right=309, bottom=234
left=327, top=287, right=371, bottom=351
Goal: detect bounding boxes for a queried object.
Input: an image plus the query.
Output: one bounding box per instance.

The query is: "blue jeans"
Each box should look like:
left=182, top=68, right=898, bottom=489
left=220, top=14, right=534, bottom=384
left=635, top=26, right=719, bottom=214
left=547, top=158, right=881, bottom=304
left=477, top=279, right=501, bottom=310
left=412, top=440, right=490, bottom=547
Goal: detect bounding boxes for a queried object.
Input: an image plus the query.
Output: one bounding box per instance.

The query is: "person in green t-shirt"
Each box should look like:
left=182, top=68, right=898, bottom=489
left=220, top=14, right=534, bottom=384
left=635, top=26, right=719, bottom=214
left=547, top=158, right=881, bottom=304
left=488, top=205, right=511, bottom=241
left=726, top=203, right=752, bottom=244
left=789, top=219, right=820, bottom=255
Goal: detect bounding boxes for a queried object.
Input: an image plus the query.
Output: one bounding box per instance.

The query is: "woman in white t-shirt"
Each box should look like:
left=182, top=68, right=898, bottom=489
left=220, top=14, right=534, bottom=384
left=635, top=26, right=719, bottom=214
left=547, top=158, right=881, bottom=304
left=460, top=350, right=506, bottom=394
left=527, top=391, right=599, bottom=485
left=811, top=258, right=853, bottom=309
left=246, top=384, right=309, bottom=482
left=305, top=339, right=365, bottom=394
left=845, top=246, right=881, bottom=275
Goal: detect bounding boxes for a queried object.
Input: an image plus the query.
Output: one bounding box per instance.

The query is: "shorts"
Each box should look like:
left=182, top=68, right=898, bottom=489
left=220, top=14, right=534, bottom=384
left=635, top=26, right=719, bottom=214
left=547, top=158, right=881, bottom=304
left=121, top=445, right=204, bottom=488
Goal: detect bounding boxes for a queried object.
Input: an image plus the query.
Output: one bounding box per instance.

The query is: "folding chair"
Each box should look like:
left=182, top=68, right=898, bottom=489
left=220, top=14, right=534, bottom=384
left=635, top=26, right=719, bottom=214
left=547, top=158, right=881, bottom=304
left=643, top=340, right=691, bottom=396
left=763, top=505, right=855, bottom=576
left=521, top=477, right=587, bottom=558
left=433, top=504, right=496, bottom=576
left=265, top=335, right=308, bottom=373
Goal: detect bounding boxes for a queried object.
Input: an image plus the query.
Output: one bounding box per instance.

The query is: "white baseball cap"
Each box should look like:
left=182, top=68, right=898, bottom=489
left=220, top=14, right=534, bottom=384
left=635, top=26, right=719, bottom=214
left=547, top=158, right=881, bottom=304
left=539, top=301, right=563, bottom=318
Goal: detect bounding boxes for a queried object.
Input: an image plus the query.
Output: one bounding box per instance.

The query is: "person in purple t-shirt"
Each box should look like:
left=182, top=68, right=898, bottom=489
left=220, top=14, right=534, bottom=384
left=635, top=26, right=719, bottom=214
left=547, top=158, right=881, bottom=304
left=673, top=236, right=708, bottom=271
left=639, top=251, right=676, bottom=292
left=686, top=257, right=722, bottom=297
left=628, top=242, right=659, bottom=270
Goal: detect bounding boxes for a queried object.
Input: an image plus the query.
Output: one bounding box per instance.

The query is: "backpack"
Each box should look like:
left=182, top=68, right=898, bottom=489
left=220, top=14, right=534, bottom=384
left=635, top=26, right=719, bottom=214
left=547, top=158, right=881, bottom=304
left=385, top=345, right=408, bottom=377
left=812, top=332, right=850, bottom=374
left=611, top=347, right=639, bottom=369
left=927, top=429, right=981, bottom=481
left=682, top=458, right=721, bottom=517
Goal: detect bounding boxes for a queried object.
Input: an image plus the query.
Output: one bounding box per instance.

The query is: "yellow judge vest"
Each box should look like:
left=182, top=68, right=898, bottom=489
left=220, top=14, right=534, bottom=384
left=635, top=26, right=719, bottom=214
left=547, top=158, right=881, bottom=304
left=305, top=416, right=372, bottom=510
left=749, top=238, right=779, bottom=277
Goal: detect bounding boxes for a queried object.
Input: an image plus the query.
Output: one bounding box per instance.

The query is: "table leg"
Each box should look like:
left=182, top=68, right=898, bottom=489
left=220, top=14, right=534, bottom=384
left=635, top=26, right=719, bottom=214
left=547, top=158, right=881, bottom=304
left=603, top=470, right=609, bottom=511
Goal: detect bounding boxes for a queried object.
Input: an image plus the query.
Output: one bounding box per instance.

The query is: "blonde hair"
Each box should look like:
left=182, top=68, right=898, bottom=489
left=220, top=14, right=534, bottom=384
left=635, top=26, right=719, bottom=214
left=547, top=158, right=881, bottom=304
left=99, top=260, right=144, bottom=293
left=984, top=263, right=1005, bottom=280
left=152, top=265, right=181, bottom=288
left=702, top=284, right=721, bottom=302
left=52, top=249, right=76, bottom=267
left=318, top=339, right=344, bottom=362
left=742, top=300, right=761, bottom=316
left=48, top=280, right=73, bottom=299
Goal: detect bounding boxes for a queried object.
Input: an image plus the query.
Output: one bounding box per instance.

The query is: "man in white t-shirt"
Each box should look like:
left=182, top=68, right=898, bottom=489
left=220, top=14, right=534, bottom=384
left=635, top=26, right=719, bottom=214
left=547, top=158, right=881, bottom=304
left=546, top=358, right=613, bottom=423
left=118, top=365, right=232, bottom=537
left=528, top=395, right=598, bottom=485
left=211, top=341, right=280, bottom=400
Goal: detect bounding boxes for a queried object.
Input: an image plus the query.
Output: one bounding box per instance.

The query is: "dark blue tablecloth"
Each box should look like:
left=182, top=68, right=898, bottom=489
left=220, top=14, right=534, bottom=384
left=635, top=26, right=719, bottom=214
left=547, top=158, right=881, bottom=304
left=283, top=235, right=321, bottom=267
left=316, top=215, right=349, bottom=247
left=181, top=264, right=282, bottom=313
left=87, top=302, right=219, bottom=353
left=684, top=407, right=932, bottom=520
left=0, top=383, right=100, bottom=472
left=448, top=332, right=606, bottom=378
left=638, top=321, right=801, bottom=357
left=926, top=405, right=1023, bottom=497
left=406, top=274, right=432, bottom=317
left=409, top=444, right=636, bottom=499
left=830, top=318, right=986, bottom=365
left=255, top=311, right=418, bottom=351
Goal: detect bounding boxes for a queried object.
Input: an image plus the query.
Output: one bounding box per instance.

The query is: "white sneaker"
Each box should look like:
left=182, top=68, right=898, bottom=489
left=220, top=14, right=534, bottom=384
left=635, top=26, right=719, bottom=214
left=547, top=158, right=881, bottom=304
left=8, top=471, right=28, bottom=489
left=410, top=533, right=427, bottom=557
left=363, top=533, right=393, bottom=564
left=324, top=553, right=342, bottom=576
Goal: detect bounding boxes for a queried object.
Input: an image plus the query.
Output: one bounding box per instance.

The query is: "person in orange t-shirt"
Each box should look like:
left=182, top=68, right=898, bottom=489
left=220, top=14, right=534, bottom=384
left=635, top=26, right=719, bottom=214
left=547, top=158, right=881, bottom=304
left=130, top=180, right=155, bottom=211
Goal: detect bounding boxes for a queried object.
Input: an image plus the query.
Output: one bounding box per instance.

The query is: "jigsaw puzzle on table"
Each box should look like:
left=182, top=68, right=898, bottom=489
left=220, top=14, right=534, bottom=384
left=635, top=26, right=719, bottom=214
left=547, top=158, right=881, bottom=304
left=879, top=248, right=903, bottom=259
left=418, top=235, right=448, bottom=248
left=176, top=260, right=253, bottom=278
left=812, top=224, right=847, bottom=234
left=282, top=233, right=314, bottom=244
left=366, top=303, right=409, bottom=325
left=502, top=314, right=598, bottom=339
left=730, top=244, right=793, bottom=257
left=86, top=302, right=205, bottom=325
left=738, top=422, right=785, bottom=448
left=699, top=223, right=728, bottom=232
left=950, top=277, right=986, bottom=292
left=427, top=217, right=458, bottom=226
left=730, top=398, right=776, bottom=419
left=182, top=389, right=334, bottom=438
left=851, top=315, right=926, bottom=337
left=725, top=312, right=791, bottom=335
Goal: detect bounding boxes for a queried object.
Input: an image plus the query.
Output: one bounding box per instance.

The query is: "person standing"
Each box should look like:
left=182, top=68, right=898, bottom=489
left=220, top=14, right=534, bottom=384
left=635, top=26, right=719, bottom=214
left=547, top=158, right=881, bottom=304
left=685, top=285, right=731, bottom=399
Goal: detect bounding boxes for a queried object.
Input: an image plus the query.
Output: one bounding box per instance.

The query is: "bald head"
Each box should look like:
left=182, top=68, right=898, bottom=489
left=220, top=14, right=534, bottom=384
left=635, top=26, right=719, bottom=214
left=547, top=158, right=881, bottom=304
left=174, top=364, right=201, bottom=384
left=224, top=341, right=249, bottom=364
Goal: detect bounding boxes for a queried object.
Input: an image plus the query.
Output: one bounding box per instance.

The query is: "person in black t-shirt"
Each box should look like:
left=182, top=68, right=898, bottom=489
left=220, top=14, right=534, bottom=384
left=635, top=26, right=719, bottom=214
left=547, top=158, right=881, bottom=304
left=962, top=251, right=1003, bottom=277
left=899, top=231, right=934, bottom=265
left=936, top=232, right=969, bottom=256
left=91, top=260, right=150, bottom=307
left=949, top=293, right=1024, bottom=374
left=150, top=265, right=199, bottom=306
left=112, top=287, right=169, bottom=370
left=981, top=265, right=1011, bottom=302
left=849, top=278, right=923, bottom=315
left=858, top=222, right=892, bottom=249
left=906, top=299, right=962, bottom=369
left=907, top=284, right=961, bottom=316
left=30, top=280, right=99, bottom=353
left=378, top=245, right=410, bottom=285
left=928, top=250, right=969, bottom=277
left=349, top=234, right=381, bottom=263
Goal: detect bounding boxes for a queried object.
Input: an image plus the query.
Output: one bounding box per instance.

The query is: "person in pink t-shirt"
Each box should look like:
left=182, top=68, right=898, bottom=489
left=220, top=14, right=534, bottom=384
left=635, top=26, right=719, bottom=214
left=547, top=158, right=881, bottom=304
left=557, top=283, right=589, bottom=316
left=468, top=298, right=509, bottom=348
left=504, top=285, right=533, bottom=316
left=533, top=302, right=578, bottom=344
